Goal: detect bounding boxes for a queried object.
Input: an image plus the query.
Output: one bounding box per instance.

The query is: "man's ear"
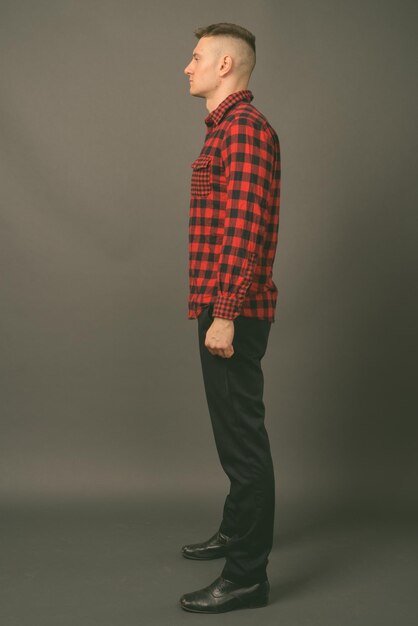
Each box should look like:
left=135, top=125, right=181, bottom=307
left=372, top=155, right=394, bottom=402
left=219, top=55, right=232, bottom=75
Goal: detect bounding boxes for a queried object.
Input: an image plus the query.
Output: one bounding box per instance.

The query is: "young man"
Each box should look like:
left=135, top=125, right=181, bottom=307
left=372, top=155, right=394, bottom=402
left=180, top=22, right=281, bottom=613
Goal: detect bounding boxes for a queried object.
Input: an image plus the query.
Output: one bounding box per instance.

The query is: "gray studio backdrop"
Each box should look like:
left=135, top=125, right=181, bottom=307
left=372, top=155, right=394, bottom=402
left=0, top=0, right=416, bottom=510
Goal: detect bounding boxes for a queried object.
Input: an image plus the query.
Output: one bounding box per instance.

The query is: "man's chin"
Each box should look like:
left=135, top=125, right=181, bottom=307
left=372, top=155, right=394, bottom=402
left=189, top=87, right=205, bottom=99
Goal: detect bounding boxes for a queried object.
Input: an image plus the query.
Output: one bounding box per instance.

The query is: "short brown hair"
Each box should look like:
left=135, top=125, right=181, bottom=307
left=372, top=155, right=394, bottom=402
left=194, top=22, right=256, bottom=56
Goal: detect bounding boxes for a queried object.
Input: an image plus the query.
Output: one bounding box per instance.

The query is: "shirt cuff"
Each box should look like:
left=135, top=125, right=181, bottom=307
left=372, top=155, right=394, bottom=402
left=212, top=295, right=242, bottom=320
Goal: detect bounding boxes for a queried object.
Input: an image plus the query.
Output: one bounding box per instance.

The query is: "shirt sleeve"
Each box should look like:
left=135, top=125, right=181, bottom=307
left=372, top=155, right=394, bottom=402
left=212, top=117, right=273, bottom=320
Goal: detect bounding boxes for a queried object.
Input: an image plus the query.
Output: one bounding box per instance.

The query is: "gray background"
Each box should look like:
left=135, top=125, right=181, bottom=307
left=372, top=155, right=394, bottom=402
left=0, top=1, right=417, bottom=624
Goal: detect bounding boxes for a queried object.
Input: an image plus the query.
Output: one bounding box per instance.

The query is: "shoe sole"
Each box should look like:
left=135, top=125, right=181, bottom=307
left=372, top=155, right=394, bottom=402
left=182, top=551, right=226, bottom=560
left=180, top=598, right=269, bottom=613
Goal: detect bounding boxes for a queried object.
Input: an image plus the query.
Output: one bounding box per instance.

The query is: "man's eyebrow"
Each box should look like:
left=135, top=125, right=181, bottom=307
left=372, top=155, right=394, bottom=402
left=192, top=52, right=201, bottom=58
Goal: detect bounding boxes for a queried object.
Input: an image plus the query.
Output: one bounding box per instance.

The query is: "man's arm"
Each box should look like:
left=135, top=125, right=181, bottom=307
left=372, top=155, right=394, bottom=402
left=212, top=117, right=273, bottom=320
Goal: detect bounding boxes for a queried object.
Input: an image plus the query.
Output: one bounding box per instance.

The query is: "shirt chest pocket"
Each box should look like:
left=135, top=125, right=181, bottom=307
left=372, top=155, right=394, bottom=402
left=190, top=154, right=212, bottom=197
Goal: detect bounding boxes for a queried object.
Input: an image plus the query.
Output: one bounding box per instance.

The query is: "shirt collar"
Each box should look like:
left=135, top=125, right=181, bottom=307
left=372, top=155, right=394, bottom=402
left=204, top=89, right=254, bottom=128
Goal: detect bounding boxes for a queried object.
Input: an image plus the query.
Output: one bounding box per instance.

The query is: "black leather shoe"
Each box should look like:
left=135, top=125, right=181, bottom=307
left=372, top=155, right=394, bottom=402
left=179, top=575, right=270, bottom=613
left=181, top=530, right=231, bottom=560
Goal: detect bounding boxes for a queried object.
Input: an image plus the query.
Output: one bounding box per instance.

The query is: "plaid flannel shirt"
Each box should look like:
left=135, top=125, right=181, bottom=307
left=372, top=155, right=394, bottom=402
left=188, top=89, right=281, bottom=321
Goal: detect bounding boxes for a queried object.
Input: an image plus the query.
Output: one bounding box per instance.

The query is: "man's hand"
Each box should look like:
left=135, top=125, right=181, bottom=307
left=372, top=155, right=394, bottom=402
left=205, top=317, right=235, bottom=358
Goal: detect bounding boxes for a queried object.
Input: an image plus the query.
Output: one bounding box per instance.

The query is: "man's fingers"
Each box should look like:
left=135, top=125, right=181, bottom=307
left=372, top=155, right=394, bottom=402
left=204, top=335, right=234, bottom=358
left=205, top=346, right=234, bottom=358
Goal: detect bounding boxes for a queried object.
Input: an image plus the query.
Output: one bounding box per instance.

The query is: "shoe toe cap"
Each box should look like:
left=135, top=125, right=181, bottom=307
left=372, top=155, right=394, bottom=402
left=180, top=593, right=201, bottom=610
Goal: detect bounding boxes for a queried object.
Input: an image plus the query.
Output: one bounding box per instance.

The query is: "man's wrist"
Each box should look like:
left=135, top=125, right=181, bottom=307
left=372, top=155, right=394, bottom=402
left=213, top=316, right=234, bottom=325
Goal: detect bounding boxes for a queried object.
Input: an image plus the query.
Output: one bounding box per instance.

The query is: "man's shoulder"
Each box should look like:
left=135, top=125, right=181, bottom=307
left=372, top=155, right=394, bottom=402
left=224, top=102, right=277, bottom=136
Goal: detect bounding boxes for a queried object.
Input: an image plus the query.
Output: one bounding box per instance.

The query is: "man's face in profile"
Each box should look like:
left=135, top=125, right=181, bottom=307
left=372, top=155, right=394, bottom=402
left=184, top=36, right=221, bottom=99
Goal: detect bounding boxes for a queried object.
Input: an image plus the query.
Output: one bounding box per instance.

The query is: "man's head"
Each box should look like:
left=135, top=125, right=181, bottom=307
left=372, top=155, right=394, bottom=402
left=184, top=22, right=256, bottom=100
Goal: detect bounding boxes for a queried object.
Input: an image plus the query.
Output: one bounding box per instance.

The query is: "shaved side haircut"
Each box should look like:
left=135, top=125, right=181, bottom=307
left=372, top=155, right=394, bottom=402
left=194, top=22, right=256, bottom=78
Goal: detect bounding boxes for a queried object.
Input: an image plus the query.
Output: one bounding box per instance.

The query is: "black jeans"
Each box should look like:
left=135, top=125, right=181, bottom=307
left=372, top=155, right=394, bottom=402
left=197, top=303, right=275, bottom=585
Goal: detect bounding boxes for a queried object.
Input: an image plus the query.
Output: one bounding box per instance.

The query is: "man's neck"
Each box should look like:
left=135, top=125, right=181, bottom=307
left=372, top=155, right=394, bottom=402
left=206, top=84, right=249, bottom=114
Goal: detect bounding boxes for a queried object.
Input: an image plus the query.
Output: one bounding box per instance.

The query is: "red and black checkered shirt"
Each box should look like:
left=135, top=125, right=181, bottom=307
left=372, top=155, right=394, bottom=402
left=188, top=89, right=281, bottom=322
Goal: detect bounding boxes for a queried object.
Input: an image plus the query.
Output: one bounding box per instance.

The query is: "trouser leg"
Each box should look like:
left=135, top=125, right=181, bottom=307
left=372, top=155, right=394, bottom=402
left=197, top=303, right=275, bottom=585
